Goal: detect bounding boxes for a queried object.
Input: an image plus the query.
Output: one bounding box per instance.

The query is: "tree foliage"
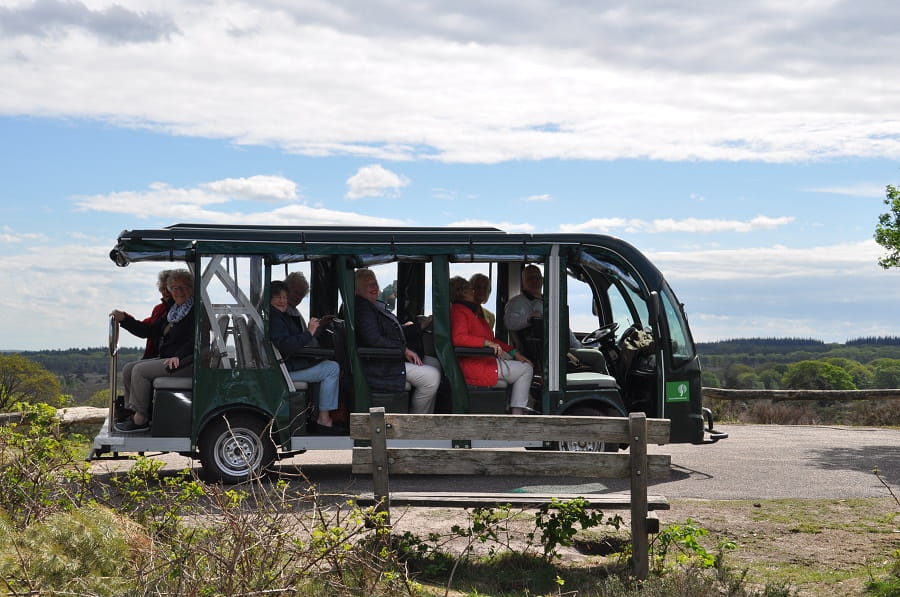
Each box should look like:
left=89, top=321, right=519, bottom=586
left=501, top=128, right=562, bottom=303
left=782, top=360, right=856, bottom=390
left=0, top=354, right=62, bottom=411
left=875, top=184, right=900, bottom=269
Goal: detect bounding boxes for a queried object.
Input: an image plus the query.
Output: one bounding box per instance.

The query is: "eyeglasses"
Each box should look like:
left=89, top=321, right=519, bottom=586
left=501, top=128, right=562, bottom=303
left=168, top=285, right=191, bottom=292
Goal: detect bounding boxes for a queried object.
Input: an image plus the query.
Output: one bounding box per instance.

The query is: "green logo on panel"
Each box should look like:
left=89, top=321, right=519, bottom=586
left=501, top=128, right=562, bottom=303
left=665, top=381, right=690, bottom=402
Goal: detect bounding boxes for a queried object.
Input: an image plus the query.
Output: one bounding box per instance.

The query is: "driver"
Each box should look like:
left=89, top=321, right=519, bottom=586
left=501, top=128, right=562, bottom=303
left=504, top=265, right=580, bottom=352
left=270, top=280, right=343, bottom=434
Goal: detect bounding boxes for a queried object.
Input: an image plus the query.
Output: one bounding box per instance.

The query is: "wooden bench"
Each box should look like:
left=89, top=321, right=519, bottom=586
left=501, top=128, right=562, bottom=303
left=350, top=407, right=671, bottom=578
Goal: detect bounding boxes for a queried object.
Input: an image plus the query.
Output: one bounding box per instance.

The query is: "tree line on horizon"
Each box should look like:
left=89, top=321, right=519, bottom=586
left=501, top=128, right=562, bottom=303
left=2, top=336, right=900, bottom=411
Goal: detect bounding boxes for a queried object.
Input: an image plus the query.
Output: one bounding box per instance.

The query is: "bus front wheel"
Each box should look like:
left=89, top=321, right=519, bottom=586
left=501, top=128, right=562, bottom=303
left=558, top=406, right=619, bottom=453
left=199, top=414, right=276, bottom=484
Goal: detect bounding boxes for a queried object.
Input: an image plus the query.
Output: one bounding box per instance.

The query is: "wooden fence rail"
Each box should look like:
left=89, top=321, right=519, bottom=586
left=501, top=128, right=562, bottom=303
left=702, top=388, right=900, bottom=401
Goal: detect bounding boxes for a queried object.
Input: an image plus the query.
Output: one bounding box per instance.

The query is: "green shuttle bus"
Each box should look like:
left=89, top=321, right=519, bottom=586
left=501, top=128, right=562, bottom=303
left=92, top=224, right=726, bottom=482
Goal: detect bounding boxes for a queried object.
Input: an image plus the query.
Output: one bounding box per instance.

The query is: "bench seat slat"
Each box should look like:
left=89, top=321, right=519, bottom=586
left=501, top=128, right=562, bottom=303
left=353, top=491, right=670, bottom=510
left=352, top=447, right=671, bottom=479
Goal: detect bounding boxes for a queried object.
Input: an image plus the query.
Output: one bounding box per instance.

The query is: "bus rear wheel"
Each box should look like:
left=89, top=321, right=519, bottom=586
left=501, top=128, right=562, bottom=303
left=200, top=414, right=276, bottom=484
left=558, top=406, right=619, bottom=453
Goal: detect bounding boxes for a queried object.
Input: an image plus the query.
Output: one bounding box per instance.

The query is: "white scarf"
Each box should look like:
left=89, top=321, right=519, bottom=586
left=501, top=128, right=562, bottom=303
left=167, top=296, right=194, bottom=323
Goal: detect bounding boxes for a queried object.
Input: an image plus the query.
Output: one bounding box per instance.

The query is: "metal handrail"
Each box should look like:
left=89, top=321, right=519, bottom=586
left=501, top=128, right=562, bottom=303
left=108, top=315, right=119, bottom=425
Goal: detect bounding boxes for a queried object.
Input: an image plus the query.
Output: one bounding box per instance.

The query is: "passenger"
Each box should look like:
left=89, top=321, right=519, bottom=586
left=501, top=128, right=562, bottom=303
left=269, top=281, right=343, bottom=434
left=113, top=269, right=195, bottom=433
left=354, top=268, right=439, bottom=414
left=284, top=271, right=314, bottom=341
left=110, top=269, right=173, bottom=359
left=449, top=276, right=534, bottom=415
left=504, top=264, right=580, bottom=351
left=469, top=273, right=495, bottom=331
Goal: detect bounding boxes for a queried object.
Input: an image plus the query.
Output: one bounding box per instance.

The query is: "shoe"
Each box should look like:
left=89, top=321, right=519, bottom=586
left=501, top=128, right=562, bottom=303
left=115, top=417, right=150, bottom=433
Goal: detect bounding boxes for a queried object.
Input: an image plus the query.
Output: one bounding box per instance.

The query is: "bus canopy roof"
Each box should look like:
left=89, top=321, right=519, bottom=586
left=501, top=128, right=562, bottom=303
left=109, top=223, right=664, bottom=289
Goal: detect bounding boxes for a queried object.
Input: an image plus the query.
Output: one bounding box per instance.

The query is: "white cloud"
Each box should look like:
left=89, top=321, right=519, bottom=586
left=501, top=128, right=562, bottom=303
left=431, top=188, right=458, bottom=201
left=804, top=183, right=888, bottom=198
left=2, top=1, right=900, bottom=163
left=202, top=175, right=298, bottom=201
left=559, top=215, right=794, bottom=234
left=72, top=177, right=408, bottom=226
left=649, top=240, right=883, bottom=281
left=524, top=194, right=552, bottom=202
left=0, top=226, right=47, bottom=243
left=649, top=215, right=794, bottom=233
left=345, top=164, right=410, bottom=199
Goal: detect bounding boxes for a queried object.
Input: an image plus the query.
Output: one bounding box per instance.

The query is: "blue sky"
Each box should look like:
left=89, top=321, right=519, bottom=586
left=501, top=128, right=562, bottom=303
left=2, top=0, right=900, bottom=350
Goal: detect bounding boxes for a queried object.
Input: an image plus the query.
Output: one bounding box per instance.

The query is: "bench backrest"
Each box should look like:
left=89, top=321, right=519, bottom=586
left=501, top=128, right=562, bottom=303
left=350, top=411, right=670, bottom=479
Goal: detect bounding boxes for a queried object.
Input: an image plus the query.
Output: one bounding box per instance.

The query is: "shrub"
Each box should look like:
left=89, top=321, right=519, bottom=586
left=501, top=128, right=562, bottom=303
left=0, top=402, right=91, bottom=527
left=0, top=505, right=144, bottom=596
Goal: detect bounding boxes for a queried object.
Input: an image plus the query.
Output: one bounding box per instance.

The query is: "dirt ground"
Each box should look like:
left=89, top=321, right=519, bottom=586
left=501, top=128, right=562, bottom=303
left=385, top=497, right=900, bottom=596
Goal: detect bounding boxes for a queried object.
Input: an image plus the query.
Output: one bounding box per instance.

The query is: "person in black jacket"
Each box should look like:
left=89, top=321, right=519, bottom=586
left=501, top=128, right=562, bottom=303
left=112, top=269, right=195, bottom=433
left=353, top=268, right=439, bottom=413
left=269, top=280, right=342, bottom=434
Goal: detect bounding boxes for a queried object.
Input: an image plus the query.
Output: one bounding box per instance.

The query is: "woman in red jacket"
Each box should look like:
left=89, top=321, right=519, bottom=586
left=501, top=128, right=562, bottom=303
left=449, top=276, right=534, bottom=414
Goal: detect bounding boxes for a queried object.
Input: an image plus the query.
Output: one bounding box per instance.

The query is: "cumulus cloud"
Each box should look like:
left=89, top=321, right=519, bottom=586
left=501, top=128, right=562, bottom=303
left=0, top=0, right=180, bottom=44
left=202, top=175, right=299, bottom=201
left=345, top=164, right=410, bottom=199
left=2, top=1, right=900, bottom=163
left=559, top=215, right=794, bottom=234
left=72, top=176, right=408, bottom=226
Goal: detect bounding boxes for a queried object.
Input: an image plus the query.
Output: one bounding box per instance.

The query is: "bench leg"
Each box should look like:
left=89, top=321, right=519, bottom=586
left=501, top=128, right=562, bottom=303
left=629, top=412, right=650, bottom=580
left=370, top=407, right=391, bottom=527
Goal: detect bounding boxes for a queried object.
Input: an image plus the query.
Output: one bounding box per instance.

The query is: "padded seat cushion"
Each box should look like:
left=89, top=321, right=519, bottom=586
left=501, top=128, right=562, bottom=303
left=566, top=372, right=618, bottom=389
left=153, top=377, right=193, bottom=390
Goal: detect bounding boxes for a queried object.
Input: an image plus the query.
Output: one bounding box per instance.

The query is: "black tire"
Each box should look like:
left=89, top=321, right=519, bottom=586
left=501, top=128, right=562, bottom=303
left=199, top=413, right=276, bottom=484
left=558, top=406, right=620, bottom=453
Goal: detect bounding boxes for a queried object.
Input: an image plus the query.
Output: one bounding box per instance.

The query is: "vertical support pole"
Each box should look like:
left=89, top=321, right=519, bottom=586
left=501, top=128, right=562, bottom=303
left=629, top=411, right=649, bottom=580
left=369, top=407, right=390, bottom=526
left=107, top=315, right=119, bottom=427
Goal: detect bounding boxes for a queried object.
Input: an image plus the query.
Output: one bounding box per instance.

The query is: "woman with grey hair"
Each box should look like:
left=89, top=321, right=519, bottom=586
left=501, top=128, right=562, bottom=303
left=109, top=269, right=173, bottom=359
left=112, top=269, right=195, bottom=433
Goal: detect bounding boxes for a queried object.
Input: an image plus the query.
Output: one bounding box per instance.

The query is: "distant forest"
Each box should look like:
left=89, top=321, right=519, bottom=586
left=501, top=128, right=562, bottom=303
left=10, top=347, right=144, bottom=377
left=697, top=336, right=900, bottom=354
left=696, top=336, right=900, bottom=390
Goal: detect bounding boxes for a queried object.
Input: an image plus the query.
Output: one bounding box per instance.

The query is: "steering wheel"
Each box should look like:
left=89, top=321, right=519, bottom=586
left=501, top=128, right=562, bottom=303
left=580, top=322, right=619, bottom=347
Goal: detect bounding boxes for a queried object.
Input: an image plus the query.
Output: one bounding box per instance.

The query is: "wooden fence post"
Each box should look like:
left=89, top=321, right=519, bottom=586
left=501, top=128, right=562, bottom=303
left=629, top=411, right=650, bottom=580
left=369, top=407, right=391, bottom=526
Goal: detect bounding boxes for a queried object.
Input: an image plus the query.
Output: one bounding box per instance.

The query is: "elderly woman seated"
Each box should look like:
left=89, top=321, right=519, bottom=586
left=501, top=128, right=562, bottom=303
left=354, top=268, right=440, bottom=414
left=449, top=276, right=533, bottom=415
left=111, top=268, right=195, bottom=433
